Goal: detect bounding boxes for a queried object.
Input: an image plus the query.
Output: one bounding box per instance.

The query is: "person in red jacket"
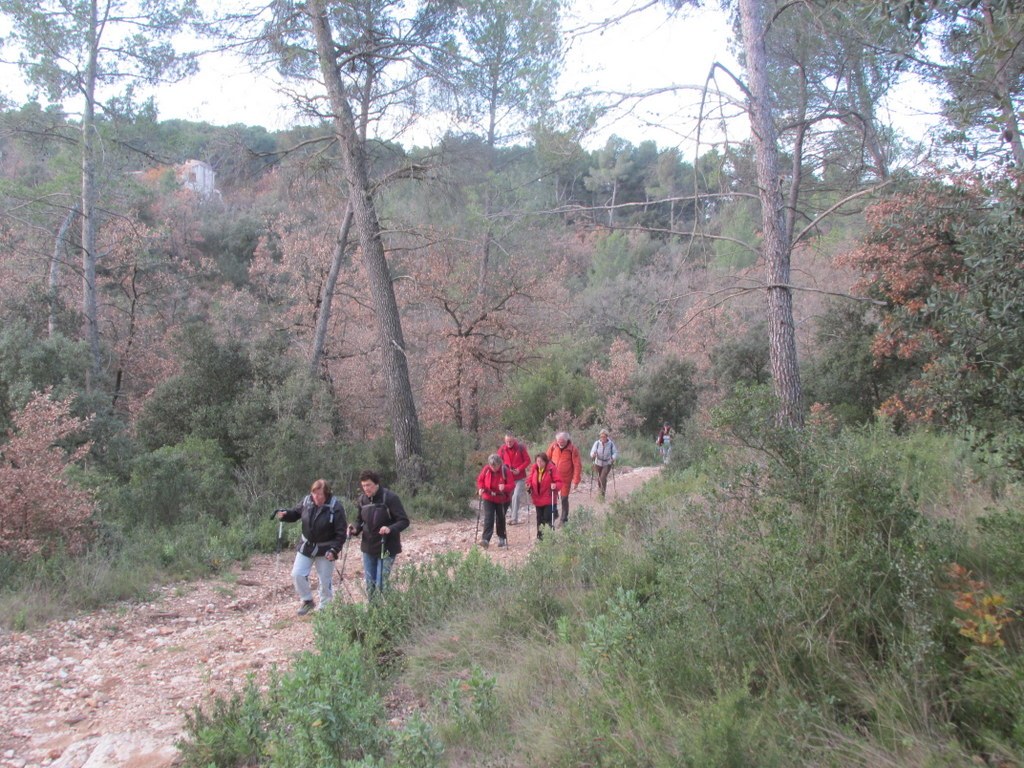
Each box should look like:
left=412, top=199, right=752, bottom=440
left=547, top=431, right=582, bottom=526
left=526, top=451, right=562, bottom=539
left=476, top=453, right=510, bottom=548
left=498, top=430, right=531, bottom=525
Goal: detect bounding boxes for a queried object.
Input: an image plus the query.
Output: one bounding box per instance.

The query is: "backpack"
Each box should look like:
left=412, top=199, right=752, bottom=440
left=304, top=494, right=341, bottom=523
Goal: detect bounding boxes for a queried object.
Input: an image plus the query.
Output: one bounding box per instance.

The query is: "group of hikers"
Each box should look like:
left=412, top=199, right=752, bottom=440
left=475, top=428, right=620, bottom=548
left=275, top=423, right=672, bottom=616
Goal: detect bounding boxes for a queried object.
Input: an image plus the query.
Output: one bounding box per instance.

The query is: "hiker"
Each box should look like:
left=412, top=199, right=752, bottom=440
left=656, top=422, right=673, bottom=463
left=476, top=453, right=510, bottom=548
left=526, top=451, right=562, bottom=539
left=547, top=431, right=582, bottom=526
left=589, top=428, right=618, bottom=500
left=498, top=430, right=531, bottom=525
left=276, top=478, right=348, bottom=615
left=348, top=470, right=409, bottom=599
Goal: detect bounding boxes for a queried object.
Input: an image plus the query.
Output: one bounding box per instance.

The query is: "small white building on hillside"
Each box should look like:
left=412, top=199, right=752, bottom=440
left=176, top=159, right=218, bottom=200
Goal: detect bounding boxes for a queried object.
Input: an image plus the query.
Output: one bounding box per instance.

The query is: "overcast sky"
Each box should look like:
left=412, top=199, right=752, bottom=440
left=147, top=1, right=742, bottom=151
left=2, top=1, right=938, bottom=154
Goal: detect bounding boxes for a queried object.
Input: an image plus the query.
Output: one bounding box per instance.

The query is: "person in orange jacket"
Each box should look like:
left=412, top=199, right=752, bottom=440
left=546, top=431, right=582, bottom=526
left=526, top=451, right=562, bottom=539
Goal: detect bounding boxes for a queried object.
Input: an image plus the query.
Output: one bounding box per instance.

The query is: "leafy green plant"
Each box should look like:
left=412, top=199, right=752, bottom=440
left=432, top=665, right=498, bottom=730
left=178, top=677, right=269, bottom=768
left=105, top=437, right=237, bottom=526
left=631, top=355, right=699, bottom=434
left=263, top=644, right=385, bottom=768
left=389, top=714, right=443, bottom=768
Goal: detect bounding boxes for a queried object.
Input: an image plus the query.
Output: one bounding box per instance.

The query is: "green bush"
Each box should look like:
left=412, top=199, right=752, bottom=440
left=178, top=677, right=269, bottom=768
left=631, top=356, right=699, bottom=434
left=134, top=325, right=256, bottom=460
left=503, top=356, right=600, bottom=437
left=801, top=301, right=912, bottom=425
left=236, top=371, right=349, bottom=505
left=105, top=437, right=238, bottom=526
left=710, top=321, right=771, bottom=391
left=264, top=643, right=385, bottom=767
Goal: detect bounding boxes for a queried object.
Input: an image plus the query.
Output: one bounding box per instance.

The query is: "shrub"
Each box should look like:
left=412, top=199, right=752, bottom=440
left=710, top=322, right=770, bottom=391
left=0, top=390, right=96, bottom=558
left=105, top=437, right=237, bottom=527
left=178, top=677, right=269, bottom=768
left=631, top=355, right=699, bottom=434
left=503, top=357, right=599, bottom=437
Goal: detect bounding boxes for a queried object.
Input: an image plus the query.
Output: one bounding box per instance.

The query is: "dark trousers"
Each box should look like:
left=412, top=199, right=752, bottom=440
left=558, top=494, right=569, bottom=524
left=535, top=504, right=556, bottom=538
left=482, top=500, right=508, bottom=542
left=596, top=463, right=612, bottom=495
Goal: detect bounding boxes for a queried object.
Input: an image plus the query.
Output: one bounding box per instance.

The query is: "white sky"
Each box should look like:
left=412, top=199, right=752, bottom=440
left=2, top=1, right=939, bottom=153
left=147, top=1, right=743, bottom=151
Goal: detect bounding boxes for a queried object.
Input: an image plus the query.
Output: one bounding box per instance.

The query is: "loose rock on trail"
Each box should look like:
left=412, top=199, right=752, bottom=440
left=0, top=465, right=661, bottom=768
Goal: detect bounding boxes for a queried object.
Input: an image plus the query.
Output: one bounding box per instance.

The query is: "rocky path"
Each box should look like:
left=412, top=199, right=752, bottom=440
left=0, top=465, right=660, bottom=768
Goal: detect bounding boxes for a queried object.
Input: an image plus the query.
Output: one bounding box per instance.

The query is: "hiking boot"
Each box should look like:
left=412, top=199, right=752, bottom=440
left=497, top=537, right=508, bottom=548
left=478, top=539, right=489, bottom=549
left=297, top=600, right=315, bottom=616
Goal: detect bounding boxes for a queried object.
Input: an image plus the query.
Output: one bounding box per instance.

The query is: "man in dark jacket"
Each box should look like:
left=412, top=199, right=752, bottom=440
left=348, top=469, right=410, bottom=599
left=277, top=478, right=347, bottom=615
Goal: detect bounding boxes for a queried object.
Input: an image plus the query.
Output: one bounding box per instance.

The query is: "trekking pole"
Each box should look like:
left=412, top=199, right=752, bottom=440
left=474, top=496, right=482, bottom=547
left=377, top=535, right=386, bottom=594
left=551, top=488, right=557, bottom=530
left=276, top=520, right=283, bottom=567
left=611, top=464, right=617, bottom=497
left=335, top=538, right=350, bottom=595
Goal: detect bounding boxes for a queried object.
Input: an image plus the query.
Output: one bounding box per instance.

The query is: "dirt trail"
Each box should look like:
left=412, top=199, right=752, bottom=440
left=0, top=465, right=661, bottom=768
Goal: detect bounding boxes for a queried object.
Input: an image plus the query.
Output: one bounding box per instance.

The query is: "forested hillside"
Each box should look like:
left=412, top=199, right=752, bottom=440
left=2, top=0, right=1024, bottom=766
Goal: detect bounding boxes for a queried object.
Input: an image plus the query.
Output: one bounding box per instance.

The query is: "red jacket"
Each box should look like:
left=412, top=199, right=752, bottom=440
left=498, top=440, right=531, bottom=481
left=477, top=464, right=512, bottom=504
left=526, top=463, right=563, bottom=506
left=547, top=440, right=582, bottom=495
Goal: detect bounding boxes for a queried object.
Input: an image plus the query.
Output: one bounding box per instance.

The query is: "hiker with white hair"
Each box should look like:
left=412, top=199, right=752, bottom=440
left=546, top=431, right=582, bottom=526
left=589, top=428, right=618, bottom=500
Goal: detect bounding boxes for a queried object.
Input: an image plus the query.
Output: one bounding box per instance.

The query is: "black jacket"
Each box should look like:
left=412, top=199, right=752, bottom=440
left=353, top=487, right=409, bottom=558
left=281, top=494, right=347, bottom=558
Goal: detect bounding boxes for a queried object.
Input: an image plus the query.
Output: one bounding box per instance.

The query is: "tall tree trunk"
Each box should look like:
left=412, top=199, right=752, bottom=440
left=81, top=0, right=102, bottom=390
left=982, top=3, right=1024, bottom=168
left=309, top=203, right=354, bottom=377
left=739, top=0, right=803, bottom=427
left=785, top=61, right=808, bottom=246
left=309, top=0, right=425, bottom=487
left=476, top=83, right=500, bottom=297
left=846, top=51, right=890, bottom=180
left=49, top=205, right=78, bottom=338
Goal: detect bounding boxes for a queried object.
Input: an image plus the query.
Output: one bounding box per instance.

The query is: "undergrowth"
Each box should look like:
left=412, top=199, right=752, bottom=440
left=172, top=420, right=1024, bottom=765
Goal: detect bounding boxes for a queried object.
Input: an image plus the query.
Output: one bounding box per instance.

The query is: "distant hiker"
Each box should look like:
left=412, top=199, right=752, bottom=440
left=348, top=470, right=409, bottom=599
left=590, top=428, right=618, bottom=500
left=656, top=422, right=673, bottom=464
left=547, top=431, right=582, bottom=526
left=527, top=451, right=562, bottom=539
left=476, top=454, right=510, bottom=548
left=276, top=478, right=348, bottom=615
left=498, top=430, right=531, bottom=525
